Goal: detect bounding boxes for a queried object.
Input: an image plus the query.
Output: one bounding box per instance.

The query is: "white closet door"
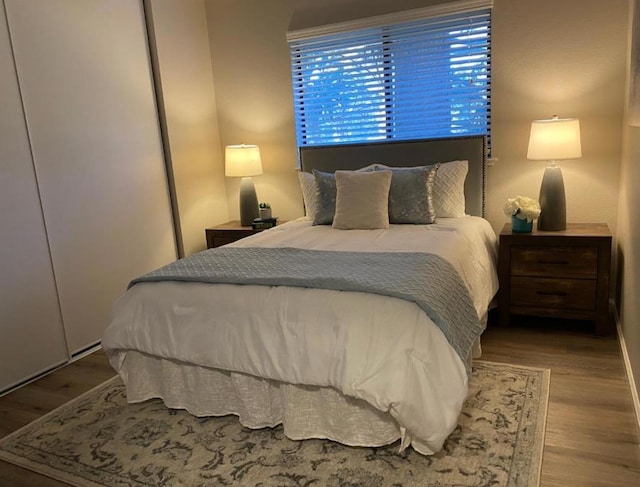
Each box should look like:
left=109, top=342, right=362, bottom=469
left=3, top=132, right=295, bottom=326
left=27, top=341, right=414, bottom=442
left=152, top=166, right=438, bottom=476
left=0, top=3, right=68, bottom=390
left=5, top=0, right=177, bottom=353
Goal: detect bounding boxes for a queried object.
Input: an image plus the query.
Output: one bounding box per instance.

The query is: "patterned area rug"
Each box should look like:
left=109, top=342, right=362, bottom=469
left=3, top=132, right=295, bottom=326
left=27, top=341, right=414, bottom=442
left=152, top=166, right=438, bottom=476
left=0, top=361, right=549, bottom=487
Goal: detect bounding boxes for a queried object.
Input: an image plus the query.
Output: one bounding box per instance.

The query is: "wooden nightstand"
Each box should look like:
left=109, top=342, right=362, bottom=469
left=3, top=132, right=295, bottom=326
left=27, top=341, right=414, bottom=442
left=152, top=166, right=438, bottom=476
left=205, top=221, right=274, bottom=249
left=498, top=223, right=612, bottom=334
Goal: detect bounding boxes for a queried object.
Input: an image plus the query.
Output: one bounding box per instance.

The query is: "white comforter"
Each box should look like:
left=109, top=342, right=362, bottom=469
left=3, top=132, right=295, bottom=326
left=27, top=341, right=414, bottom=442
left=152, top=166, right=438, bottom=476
left=102, top=216, right=498, bottom=454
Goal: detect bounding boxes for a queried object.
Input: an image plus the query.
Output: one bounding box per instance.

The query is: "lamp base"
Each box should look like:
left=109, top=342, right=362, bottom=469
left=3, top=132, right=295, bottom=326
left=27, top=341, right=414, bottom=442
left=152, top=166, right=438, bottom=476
left=537, top=164, right=566, bottom=231
left=239, top=177, right=259, bottom=226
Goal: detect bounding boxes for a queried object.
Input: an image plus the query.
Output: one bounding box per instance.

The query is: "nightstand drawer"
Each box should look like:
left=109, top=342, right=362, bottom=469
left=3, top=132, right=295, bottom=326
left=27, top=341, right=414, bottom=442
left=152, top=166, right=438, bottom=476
left=205, top=221, right=283, bottom=249
left=511, top=276, right=597, bottom=311
left=511, top=246, right=597, bottom=279
left=212, top=236, right=246, bottom=248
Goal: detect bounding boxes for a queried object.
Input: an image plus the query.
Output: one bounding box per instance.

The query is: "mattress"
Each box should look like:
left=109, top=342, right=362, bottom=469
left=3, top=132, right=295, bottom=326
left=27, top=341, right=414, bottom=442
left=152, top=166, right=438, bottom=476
left=102, top=216, right=499, bottom=455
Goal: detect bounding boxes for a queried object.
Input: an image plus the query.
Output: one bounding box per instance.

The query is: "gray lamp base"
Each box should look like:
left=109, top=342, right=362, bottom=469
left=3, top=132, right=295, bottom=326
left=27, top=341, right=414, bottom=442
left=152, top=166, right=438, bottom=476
left=239, top=177, right=259, bottom=226
left=537, top=164, right=566, bottom=231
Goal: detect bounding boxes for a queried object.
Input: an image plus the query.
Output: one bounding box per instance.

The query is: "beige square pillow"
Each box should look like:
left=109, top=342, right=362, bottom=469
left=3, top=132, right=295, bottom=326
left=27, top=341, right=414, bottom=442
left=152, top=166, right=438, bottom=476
left=332, top=170, right=392, bottom=230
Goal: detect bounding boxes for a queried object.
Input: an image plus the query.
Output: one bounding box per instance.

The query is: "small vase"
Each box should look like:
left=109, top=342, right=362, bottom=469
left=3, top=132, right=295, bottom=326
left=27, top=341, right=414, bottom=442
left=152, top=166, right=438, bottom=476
left=259, top=208, right=272, bottom=220
left=511, top=215, right=533, bottom=233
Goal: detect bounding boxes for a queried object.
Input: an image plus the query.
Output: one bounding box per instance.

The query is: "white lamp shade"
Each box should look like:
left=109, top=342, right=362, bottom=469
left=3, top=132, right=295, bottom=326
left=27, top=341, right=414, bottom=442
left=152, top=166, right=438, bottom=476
left=225, top=144, right=264, bottom=177
left=527, top=117, right=582, bottom=160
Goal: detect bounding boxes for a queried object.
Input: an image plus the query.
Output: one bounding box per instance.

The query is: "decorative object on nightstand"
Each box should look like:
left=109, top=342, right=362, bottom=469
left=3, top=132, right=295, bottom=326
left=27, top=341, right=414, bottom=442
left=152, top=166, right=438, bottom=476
left=498, top=223, right=612, bottom=335
left=258, top=202, right=272, bottom=220
left=251, top=217, right=278, bottom=230
left=527, top=115, right=582, bottom=231
left=503, top=196, right=541, bottom=233
left=225, top=144, right=263, bottom=226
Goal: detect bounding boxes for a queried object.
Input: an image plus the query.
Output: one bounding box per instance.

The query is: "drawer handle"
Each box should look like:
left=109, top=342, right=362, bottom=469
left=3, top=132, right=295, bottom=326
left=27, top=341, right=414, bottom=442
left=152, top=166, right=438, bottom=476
left=537, top=260, right=569, bottom=265
left=536, top=291, right=568, bottom=297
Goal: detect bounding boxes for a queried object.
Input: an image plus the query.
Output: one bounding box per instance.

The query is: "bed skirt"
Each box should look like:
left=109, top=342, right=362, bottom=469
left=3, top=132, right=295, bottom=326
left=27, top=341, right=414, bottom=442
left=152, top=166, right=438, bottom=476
left=118, top=351, right=433, bottom=453
left=115, top=340, right=481, bottom=456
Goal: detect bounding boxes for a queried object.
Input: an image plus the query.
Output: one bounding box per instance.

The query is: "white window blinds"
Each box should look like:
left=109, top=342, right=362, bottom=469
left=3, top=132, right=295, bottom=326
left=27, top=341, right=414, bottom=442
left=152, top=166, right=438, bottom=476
left=288, top=4, right=492, bottom=148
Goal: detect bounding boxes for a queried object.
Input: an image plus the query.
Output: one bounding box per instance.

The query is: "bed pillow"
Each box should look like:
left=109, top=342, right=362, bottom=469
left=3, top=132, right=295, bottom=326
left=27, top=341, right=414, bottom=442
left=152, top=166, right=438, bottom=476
left=431, top=160, right=468, bottom=218
left=299, top=164, right=377, bottom=221
left=309, top=165, right=380, bottom=224
left=298, top=171, right=318, bottom=221
left=312, top=170, right=338, bottom=225
left=376, top=160, right=468, bottom=218
left=332, top=170, right=392, bottom=230
left=387, top=165, right=438, bottom=224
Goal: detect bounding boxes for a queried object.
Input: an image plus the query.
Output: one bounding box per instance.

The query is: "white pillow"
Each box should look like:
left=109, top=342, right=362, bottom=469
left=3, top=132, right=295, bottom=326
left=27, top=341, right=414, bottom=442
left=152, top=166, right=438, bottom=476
left=332, top=170, right=392, bottom=230
left=375, top=160, right=468, bottom=218
left=432, top=160, right=468, bottom=218
left=297, top=171, right=317, bottom=221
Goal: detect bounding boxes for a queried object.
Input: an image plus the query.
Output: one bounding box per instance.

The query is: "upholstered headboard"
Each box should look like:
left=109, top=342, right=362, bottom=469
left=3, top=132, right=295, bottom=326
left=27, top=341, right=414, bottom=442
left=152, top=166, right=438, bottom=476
left=299, top=136, right=487, bottom=217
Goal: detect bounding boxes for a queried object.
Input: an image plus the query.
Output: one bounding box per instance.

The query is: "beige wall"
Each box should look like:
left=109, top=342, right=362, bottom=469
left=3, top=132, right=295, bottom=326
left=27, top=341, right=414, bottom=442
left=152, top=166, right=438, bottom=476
left=148, top=0, right=229, bottom=256
left=288, top=0, right=452, bottom=30
left=618, top=0, right=640, bottom=419
left=205, top=0, right=628, bottom=233
left=205, top=0, right=302, bottom=222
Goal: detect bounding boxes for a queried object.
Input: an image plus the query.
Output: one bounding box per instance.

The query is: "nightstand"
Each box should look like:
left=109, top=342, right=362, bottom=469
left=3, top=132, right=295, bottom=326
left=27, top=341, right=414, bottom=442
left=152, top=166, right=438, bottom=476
left=205, top=220, right=275, bottom=249
left=498, top=223, right=612, bottom=335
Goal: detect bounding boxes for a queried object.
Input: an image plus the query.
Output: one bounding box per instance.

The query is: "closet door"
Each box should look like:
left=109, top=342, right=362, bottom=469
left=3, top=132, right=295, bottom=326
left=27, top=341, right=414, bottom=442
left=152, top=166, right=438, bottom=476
left=0, top=2, right=68, bottom=391
left=5, top=0, right=177, bottom=354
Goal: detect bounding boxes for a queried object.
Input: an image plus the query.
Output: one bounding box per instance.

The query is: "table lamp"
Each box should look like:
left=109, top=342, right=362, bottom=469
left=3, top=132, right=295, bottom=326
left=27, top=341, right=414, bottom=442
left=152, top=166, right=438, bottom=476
left=225, top=144, right=263, bottom=226
left=526, top=115, right=582, bottom=231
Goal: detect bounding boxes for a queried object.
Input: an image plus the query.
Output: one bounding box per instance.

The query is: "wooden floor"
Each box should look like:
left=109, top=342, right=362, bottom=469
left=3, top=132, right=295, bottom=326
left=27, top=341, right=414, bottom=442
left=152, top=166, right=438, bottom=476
left=1, top=318, right=639, bottom=486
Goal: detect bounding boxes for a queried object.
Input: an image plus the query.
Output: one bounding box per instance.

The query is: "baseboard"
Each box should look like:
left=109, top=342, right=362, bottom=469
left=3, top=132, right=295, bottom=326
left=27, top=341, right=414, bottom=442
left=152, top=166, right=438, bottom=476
left=611, top=299, right=640, bottom=429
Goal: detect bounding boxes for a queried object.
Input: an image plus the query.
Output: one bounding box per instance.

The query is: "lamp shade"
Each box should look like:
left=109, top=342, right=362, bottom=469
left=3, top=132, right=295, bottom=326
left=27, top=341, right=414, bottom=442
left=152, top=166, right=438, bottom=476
left=527, top=117, right=582, bottom=160
left=225, top=144, right=263, bottom=177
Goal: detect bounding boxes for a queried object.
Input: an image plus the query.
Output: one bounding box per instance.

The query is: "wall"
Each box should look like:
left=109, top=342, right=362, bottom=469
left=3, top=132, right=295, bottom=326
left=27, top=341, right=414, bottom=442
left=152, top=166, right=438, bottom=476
left=288, top=0, right=452, bottom=30
left=205, top=0, right=628, bottom=233
left=146, top=0, right=229, bottom=256
left=618, top=0, right=640, bottom=420
left=205, top=0, right=302, bottom=222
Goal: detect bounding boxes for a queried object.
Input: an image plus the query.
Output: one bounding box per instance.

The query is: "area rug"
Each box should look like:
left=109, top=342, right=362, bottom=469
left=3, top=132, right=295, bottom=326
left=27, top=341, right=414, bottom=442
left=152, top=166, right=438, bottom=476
left=0, top=361, right=549, bottom=487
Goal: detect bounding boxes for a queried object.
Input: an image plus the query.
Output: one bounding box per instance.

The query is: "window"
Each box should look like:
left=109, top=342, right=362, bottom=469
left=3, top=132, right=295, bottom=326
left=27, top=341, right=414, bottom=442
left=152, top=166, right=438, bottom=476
left=287, top=5, right=491, bottom=148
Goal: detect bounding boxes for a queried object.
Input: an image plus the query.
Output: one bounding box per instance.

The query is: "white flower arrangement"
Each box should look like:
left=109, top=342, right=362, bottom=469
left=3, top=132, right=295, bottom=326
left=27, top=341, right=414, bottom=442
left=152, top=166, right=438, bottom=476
left=503, top=195, right=541, bottom=223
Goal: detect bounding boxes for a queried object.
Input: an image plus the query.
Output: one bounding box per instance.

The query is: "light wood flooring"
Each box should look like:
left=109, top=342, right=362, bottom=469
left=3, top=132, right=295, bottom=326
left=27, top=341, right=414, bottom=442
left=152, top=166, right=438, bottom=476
left=1, top=317, right=639, bottom=486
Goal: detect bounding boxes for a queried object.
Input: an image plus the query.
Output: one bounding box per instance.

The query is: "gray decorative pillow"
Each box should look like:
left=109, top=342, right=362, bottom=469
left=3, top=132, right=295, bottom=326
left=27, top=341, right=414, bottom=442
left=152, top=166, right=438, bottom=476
left=332, top=170, right=392, bottom=230
left=312, top=170, right=337, bottom=225
left=386, top=165, right=439, bottom=224
left=376, top=160, right=468, bottom=218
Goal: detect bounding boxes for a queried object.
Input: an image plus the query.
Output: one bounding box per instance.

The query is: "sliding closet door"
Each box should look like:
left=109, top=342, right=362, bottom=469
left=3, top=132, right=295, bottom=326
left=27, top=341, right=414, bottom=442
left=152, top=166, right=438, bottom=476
left=5, top=0, right=177, bottom=354
left=0, top=2, right=68, bottom=390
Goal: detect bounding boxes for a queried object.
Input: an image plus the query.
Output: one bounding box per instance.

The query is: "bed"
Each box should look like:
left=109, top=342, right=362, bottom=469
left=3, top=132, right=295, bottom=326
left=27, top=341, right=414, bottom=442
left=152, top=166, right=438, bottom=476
left=102, top=136, right=499, bottom=456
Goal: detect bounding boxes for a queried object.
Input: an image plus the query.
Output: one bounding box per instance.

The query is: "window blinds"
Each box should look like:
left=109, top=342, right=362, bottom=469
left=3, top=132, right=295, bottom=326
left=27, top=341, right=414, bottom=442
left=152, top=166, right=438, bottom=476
left=288, top=4, right=491, bottom=148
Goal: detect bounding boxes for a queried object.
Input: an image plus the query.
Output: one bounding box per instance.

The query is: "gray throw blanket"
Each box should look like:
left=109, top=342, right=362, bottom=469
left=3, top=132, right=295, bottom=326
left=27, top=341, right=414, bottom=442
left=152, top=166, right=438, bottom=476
left=130, top=247, right=482, bottom=368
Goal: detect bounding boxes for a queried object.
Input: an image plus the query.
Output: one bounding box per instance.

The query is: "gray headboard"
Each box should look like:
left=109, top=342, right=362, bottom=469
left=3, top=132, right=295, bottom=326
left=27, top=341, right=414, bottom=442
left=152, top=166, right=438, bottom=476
left=299, top=136, right=487, bottom=217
